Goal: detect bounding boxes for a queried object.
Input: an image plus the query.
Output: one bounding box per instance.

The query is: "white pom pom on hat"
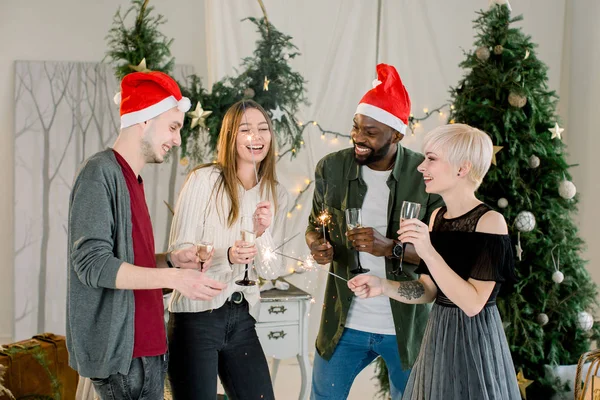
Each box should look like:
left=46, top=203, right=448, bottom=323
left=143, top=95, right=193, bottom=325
left=177, top=97, right=191, bottom=113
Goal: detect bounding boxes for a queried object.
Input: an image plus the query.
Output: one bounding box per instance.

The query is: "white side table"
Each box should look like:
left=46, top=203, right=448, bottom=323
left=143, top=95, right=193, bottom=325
left=257, top=281, right=312, bottom=400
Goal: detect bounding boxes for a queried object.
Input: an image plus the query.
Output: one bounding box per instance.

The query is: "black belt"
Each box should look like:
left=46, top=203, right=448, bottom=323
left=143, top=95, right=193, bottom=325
left=229, top=292, right=244, bottom=304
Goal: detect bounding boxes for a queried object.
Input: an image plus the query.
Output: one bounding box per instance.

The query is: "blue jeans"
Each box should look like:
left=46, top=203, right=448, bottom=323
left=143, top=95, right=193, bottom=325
left=311, top=328, right=410, bottom=400
left=90, top=354, right=167, bottom=400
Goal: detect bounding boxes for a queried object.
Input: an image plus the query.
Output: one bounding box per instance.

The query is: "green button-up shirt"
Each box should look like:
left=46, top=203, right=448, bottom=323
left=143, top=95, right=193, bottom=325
left=307, top=144, right=443, bottom=370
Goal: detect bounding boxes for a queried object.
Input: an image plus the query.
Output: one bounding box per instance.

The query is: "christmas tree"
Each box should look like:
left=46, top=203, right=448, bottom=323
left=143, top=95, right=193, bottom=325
left=104, top=0, right=174, bottom=80
left=448, top=3, right=600, bottom=398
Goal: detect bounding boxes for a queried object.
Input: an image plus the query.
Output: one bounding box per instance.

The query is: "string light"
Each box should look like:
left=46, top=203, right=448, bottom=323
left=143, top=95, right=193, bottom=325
left=407, top=103, right=450, bottom=136
left=288, top=180, right=314, bottom=216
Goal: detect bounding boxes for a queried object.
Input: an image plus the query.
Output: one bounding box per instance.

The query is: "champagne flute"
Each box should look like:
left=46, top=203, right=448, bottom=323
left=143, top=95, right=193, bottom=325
left=235, top=215, right=257, bottom=286
left=345, top=208, right=370, bottom=274
left=195, top=225, right=214, bottom=272
left=395, top=201, right=422, bottom=275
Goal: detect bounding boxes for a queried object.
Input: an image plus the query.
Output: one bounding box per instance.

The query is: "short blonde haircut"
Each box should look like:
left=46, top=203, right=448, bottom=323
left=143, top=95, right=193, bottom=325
left=422, top=123, right=493, bottom=188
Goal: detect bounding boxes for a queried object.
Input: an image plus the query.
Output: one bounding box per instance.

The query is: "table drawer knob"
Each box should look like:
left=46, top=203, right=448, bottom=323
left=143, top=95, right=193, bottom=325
left=268, top=305, right=287, bottom=315
left=267, top=330, right=287, bottom=340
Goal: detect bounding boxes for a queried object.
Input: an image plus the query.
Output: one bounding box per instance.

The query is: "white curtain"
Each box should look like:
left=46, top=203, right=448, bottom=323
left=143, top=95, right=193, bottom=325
left=203, top=0, right=566, bottom=348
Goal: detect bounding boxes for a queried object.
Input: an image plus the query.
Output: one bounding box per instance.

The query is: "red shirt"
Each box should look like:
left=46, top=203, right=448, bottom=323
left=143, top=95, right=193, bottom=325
left=114, top=150, right=167, bottom=358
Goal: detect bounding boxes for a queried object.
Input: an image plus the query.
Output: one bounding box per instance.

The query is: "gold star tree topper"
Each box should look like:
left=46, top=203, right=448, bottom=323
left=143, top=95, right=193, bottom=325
left=188, top=102, right=212, bottom=129
left=516, top=370, right=534, bottom=399
left=129, top=58, right=151, bottom=73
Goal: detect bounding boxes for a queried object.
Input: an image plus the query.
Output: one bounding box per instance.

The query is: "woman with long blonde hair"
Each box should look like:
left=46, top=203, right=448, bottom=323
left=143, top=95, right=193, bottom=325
left=167, top=100, right=288, bottom=399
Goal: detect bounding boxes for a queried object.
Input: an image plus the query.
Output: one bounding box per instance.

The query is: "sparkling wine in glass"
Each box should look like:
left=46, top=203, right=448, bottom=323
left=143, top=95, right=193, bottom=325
left=396, top=201, right=422, bottom=275
left=236, top=215, right=257, bottom=286
left=196, top=225, right=214, bottom=272
left=345, top=208, right=369, bottom=274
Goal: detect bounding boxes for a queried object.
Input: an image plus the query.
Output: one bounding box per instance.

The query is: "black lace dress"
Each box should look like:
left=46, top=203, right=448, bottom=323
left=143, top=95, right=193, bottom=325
left=402, top=204, right=521, bottom=400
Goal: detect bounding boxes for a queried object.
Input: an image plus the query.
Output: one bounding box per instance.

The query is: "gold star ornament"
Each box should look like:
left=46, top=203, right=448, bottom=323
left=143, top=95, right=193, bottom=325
left=492, top=146, right=503, bottom=166
left=548, top=122, right=564, bottom=140
left=263, top=76, right=270, bottom=91
left=129, top=58, right=151, bottom=73
left=187, top=102, right=212, bottom=129
left=516, top=370, right=534, bottom=399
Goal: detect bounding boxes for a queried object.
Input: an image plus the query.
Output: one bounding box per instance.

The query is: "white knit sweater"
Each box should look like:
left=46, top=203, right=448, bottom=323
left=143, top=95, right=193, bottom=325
left=167, top=165, right=289, bottom=318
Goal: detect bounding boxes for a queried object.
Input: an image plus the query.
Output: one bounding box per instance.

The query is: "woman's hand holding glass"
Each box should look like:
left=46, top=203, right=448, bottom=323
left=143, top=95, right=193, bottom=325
left=228, top=240, right=258, bottom=264
left=397, top=218, right=434, bottom=260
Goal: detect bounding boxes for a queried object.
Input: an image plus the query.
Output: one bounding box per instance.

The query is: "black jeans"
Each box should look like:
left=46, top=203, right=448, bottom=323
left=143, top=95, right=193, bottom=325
left=168, top=297, right=275, bottom=400
left=90, top=354, right=167, bottom=400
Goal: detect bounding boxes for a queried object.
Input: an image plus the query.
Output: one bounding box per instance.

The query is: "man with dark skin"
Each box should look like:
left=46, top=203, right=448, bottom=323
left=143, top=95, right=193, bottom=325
left=308, top=114, right=422, bottom=265
left=306, top=64, right=443, bottom=400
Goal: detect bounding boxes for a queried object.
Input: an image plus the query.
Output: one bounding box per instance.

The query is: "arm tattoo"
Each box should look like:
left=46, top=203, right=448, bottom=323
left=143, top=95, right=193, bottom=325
left=397, top=281, right=425, bottom=300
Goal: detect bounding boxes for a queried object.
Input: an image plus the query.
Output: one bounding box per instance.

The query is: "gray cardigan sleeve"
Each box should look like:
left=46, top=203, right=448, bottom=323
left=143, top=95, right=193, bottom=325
left=69, top=177, right=124, bottom=289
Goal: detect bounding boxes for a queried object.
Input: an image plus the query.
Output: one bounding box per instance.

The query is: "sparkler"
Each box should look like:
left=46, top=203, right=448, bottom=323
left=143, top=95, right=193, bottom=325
left=318, top=206, right=331, bottom=242
left=273, top=232, right=300, bottom=252
left=241, top=101, right=260, bottom=186
left=275, top=252, right=348, bottom=282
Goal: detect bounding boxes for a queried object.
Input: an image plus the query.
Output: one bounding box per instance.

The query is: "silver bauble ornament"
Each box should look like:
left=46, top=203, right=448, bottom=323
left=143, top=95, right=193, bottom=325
left=537, top=313, right=549, bottom=326
left=558, top=180, right=577, bottom=200
left=529, top=155, right=540, bottom=169
left=552, top=270, right=564, bottom=284
left=515, top=211, right=536, bottom=232
left=243, top=87, right=256, bottom=98
left=475, top=46, right=490, bottom=61
left=578, top=311, right=594, bottom=331
left=508, top=92, right=527, bottom=108
left=497, top=198, right=509, bottom=209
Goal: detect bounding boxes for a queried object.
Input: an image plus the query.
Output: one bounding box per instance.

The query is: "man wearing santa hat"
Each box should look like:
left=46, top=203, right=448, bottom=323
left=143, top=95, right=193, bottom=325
left=306, top=64, right=443, bottom=399
left=66, top=71, right=226, bottom=399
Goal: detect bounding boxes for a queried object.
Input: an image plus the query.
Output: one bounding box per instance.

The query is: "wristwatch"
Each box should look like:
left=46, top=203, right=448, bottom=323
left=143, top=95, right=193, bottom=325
left=165, top=252, right=175, bottom=268
left=390, top=242, right=403, bottom=259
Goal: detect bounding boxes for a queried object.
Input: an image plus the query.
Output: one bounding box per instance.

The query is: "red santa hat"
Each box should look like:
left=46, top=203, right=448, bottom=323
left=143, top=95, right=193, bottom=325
left=113, top=71, right=191, bottom=129
left=355, top=63, right=411, bottom=134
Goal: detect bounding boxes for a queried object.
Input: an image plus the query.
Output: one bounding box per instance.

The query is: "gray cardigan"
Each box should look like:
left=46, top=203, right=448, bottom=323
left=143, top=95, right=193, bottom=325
left=66, top=149, right=137, bottom=378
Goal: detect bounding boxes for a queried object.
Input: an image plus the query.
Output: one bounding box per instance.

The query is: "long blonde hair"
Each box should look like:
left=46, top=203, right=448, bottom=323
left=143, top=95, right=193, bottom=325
left=192, top=100, right=278, bottom=227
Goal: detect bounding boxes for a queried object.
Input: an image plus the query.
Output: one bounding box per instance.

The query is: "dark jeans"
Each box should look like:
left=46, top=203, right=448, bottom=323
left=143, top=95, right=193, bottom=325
left=90, top=354, right=167, bottom=400
left=168, top=297, right=275, bottom=400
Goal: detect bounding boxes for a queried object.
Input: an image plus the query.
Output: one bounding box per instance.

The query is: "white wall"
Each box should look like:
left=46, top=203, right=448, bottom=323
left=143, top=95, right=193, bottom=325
left=562, top=1, right=600, bottom=294
left=0, top=0, right=208, bottom=344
